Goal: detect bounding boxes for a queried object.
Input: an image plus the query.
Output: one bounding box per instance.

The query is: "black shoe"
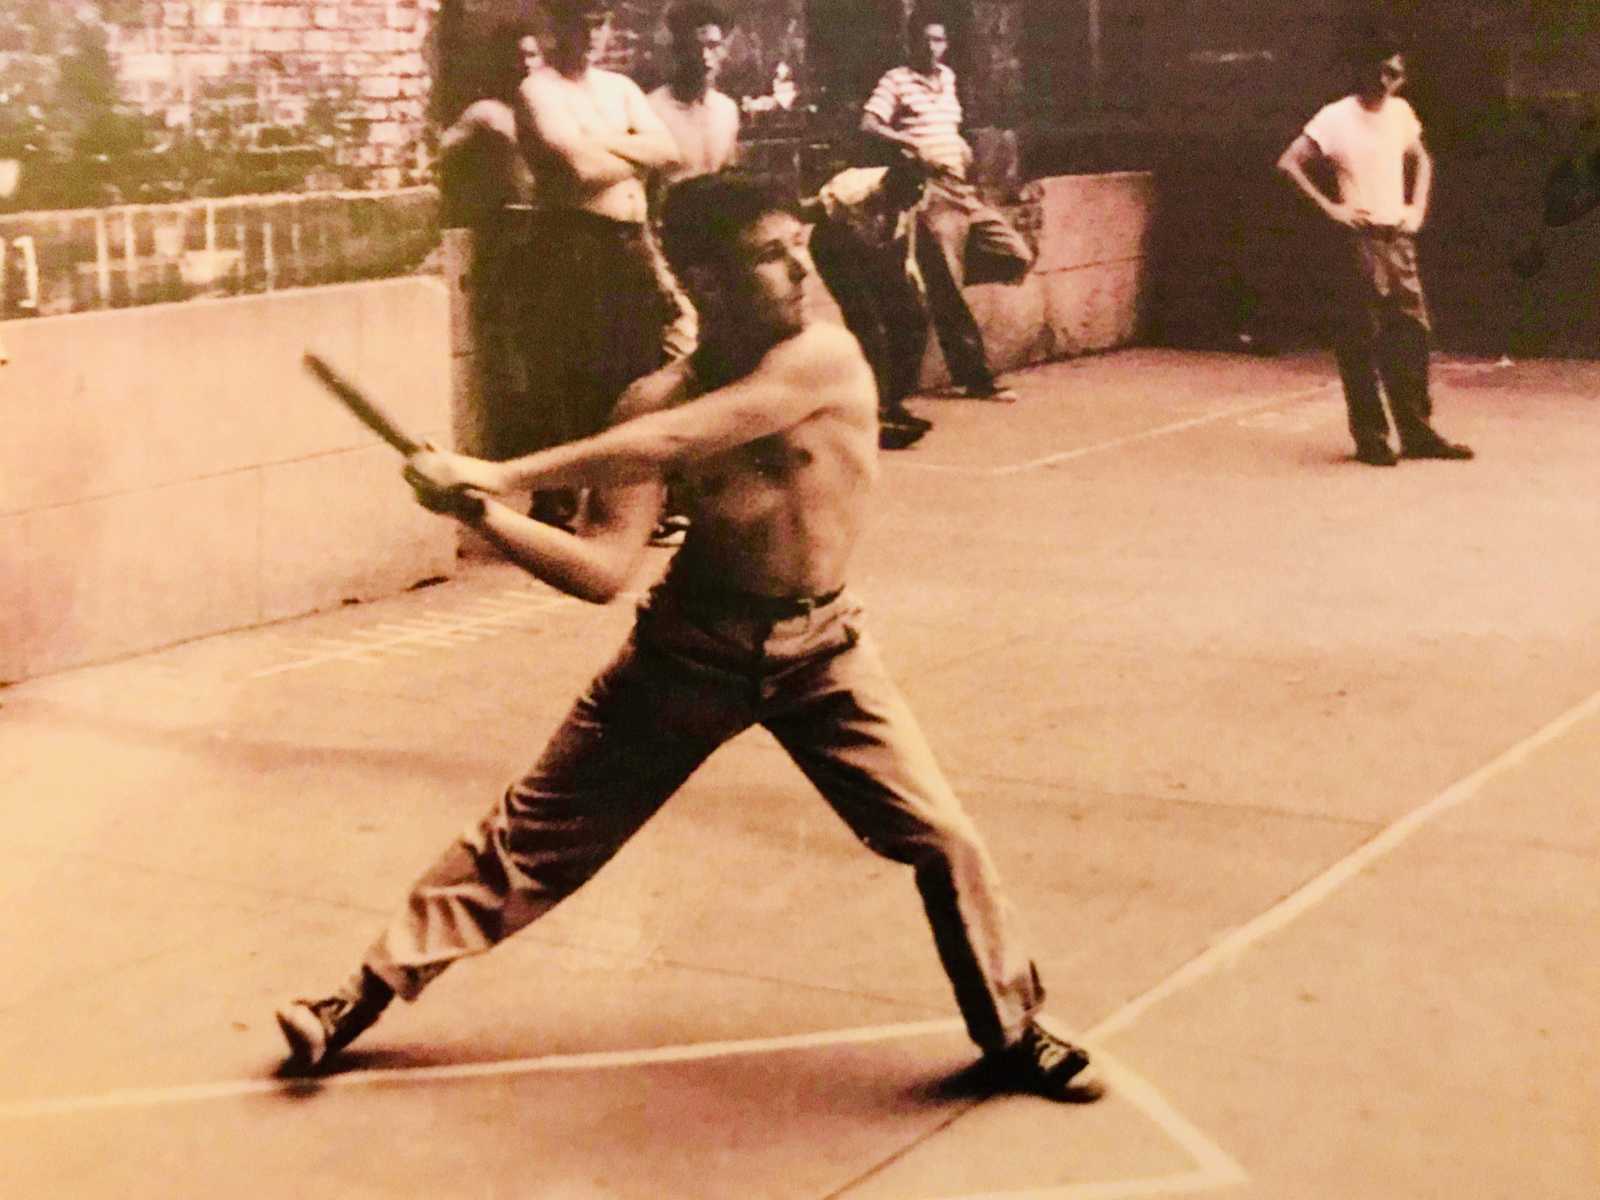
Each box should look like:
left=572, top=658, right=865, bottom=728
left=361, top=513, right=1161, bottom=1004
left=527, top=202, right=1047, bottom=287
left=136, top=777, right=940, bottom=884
left=882, top=405, right=932, bottom=433
left=1353, top=441, right=1398, bottom=467
left=954, top=382, right=1018, bottom=403
left=880, top=419, right=928, bottom=450
left=1401, top=437, right=1474, bottom=461
left=276, top=967, right=393, bottom=1071
left=985, top=1020, right=1099, bottom=1102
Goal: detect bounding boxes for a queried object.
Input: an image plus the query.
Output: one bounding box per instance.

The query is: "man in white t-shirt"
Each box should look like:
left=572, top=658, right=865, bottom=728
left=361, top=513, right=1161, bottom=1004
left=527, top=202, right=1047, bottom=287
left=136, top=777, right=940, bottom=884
left=1278, top=38, right=1473, bottom=466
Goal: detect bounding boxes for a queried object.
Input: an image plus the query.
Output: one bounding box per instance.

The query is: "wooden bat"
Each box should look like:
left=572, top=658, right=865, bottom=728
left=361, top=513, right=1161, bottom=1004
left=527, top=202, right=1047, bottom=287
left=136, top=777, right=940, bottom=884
left=302, top=352, right=423, bottom=456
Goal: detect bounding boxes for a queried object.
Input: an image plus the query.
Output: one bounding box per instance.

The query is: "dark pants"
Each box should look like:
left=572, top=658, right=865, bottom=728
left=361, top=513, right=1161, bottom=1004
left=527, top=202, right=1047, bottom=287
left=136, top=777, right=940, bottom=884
left=809, top=218, right=930, bottom=412
left=486, top=209, right=668, bottom=520
left=917, top=178, right=1034, bottom=391
left=365, top=573, right=1045, bottom=1053
left=1330, top=228, right=1438, bottom=450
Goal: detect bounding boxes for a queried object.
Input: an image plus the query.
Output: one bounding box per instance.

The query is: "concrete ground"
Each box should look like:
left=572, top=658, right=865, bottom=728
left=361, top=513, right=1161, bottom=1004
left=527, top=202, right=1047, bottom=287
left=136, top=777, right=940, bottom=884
left=3, top=348, right=1598, bottom=1199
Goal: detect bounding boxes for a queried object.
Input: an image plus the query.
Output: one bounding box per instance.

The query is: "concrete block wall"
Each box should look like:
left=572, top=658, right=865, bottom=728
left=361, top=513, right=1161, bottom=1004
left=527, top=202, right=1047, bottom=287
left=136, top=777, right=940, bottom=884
left=917, top=171, right=1154, bottom=387
left=0, top=276, right=455, bottom=682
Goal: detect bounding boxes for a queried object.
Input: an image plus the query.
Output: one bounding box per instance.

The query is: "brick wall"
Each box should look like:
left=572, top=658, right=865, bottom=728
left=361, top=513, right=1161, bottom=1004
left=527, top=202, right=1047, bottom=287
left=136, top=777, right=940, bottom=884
left=103, top=1, right=439, bottom=190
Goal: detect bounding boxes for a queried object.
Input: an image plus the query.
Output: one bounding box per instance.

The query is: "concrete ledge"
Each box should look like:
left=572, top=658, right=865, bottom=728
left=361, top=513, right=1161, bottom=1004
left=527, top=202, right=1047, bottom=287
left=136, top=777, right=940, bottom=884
left=1, top=277, right=456, bottom=682
left=1033, top=171, right=1156, bottom=274
left=917, top=171, right=1154, bottom=388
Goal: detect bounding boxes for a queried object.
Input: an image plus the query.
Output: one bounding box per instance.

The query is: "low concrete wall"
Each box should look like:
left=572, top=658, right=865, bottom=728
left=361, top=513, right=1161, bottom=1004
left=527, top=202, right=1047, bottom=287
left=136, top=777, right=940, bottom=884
left=444, top=171, right=1155, bottom=452
left=1, top=277, right=456, bottom=682
left=918, top=171, right=1155, bottom=387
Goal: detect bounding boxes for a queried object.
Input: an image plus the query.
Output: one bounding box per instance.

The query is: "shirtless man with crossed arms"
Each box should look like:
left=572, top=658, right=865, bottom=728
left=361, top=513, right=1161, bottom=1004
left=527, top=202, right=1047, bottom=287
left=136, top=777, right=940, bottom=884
left=509, top=0, right=682, bottom=527
left=275, top=174, right=1097, bottom=1105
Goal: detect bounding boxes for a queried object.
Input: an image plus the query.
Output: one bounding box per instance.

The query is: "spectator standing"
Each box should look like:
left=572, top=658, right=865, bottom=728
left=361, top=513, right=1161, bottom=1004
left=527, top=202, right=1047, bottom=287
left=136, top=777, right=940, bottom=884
left=437, top=23, right=542, bottom=459
left=643, top=3, right=743, bottom=538
left=803, top=160, right=937, bottom=448
left=1277, top=35, right=1473, bottom=466
left=860, top=5, right=1032, bottom=404
left=645, top=2, right=741, bottom=364
left=512, top=0, right=683, bottom=526
left=647, top=3, right=740, bottom=187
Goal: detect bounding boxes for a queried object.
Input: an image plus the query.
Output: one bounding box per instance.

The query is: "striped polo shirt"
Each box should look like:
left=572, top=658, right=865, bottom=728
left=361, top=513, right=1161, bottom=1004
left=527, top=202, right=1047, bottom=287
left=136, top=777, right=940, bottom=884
left=863, top=63, right=968, bottom=178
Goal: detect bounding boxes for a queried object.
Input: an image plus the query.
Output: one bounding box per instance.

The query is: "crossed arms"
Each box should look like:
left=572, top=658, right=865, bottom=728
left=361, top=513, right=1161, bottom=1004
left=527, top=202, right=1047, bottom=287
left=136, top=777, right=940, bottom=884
left=518, top=70, right=681, bottom=190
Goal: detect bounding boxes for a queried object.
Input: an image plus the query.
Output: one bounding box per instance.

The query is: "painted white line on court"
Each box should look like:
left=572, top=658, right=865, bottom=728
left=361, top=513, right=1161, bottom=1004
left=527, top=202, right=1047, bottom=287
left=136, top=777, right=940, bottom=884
left=0, top=1019, right=958, bottom=1120
left=930, top=1047, right=1249, bottom=1200
left=1090, top=679, right=1600, bottom=1042
left=893, top=356, right=1509, bottom=480
left=945, top=1174, right=1225, bottom=1200
left=18, top=469, right=1572, bottom=1197
left=893, top=384, right=1339, bottom=478
left=0, top=1020, right=1243, bottom=1199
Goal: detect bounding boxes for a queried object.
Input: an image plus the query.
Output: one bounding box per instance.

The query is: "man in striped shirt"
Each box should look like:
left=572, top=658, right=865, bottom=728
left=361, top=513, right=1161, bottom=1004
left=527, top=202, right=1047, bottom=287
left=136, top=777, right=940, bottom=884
left=861, top=6, right=1032, bottom=402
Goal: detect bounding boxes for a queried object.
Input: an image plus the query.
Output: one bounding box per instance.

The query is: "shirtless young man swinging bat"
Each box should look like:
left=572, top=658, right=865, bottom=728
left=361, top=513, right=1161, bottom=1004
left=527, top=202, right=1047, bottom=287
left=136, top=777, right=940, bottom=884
left=276, top=173, right=1096, bottom=1103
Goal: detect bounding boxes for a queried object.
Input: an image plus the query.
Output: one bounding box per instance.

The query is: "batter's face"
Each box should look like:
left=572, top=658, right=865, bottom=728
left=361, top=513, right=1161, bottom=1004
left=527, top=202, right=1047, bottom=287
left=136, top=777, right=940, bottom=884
left=730, top=212, right=814, bottom=336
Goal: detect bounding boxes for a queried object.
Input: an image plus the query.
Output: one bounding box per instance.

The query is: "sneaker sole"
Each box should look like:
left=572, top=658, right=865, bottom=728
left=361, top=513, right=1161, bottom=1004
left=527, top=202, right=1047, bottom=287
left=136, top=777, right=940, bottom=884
left=275, top=1003, right=328, bottom=1067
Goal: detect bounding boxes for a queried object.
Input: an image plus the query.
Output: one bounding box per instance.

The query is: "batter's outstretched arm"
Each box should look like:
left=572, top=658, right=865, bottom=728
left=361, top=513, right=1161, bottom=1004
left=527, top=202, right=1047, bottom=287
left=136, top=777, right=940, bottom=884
left=464, top=481, right=660, bottom=603
left=414, top=326, right=869, bottom=495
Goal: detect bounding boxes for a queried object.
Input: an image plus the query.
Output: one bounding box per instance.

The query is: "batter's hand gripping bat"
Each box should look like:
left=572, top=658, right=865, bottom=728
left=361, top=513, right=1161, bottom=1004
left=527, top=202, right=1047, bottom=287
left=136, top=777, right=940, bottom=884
left=302, top=352, right=486, bottom=520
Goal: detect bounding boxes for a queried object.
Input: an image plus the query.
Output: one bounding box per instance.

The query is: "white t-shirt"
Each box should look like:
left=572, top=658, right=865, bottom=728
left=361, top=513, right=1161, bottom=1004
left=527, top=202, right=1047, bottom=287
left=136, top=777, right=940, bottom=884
left=1303, top=95, right=1423, bottom=226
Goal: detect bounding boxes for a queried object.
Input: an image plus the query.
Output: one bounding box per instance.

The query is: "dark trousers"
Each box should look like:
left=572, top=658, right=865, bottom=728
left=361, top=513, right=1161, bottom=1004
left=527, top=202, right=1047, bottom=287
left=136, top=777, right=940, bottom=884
left=916, top=178, right=1034, bottom=391
left=1331, top=228, right=1437, bottom=450
left=494, top=208, right=670, bottom=521
left=809, top=219, right=929, bottom=412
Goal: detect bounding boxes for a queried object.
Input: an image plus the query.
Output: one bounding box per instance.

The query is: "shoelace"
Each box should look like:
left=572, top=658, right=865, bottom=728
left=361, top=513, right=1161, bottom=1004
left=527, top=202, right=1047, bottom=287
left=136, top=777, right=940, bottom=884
left=1027, top=1029, right=1081, bottom=1075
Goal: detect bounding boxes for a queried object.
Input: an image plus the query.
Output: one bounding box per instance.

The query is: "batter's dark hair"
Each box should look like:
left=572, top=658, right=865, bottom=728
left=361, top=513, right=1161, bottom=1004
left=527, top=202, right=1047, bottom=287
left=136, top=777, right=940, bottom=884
left=666, top=2, right=731, bottom=40
left=658, top=173, right=799, bottom=278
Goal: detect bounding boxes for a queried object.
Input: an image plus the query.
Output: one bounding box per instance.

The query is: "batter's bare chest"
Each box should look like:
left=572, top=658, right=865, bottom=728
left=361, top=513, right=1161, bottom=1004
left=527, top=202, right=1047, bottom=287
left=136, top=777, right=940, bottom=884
left=688, top=437, right=821, bottom=501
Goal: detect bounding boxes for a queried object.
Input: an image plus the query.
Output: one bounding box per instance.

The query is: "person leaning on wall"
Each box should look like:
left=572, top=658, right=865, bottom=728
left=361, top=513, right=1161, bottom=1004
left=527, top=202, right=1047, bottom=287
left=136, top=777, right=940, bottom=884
left=859, top=2, right=1033, bottom=405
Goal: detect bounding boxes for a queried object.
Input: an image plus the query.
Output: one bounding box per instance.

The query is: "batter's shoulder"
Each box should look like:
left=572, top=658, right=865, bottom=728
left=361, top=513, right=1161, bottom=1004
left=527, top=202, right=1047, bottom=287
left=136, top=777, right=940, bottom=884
left=612, top=358, right=697, bottom=424
left=795, top=318, right=868, bottom=363
left=787, top=322, right=877, bottom=409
